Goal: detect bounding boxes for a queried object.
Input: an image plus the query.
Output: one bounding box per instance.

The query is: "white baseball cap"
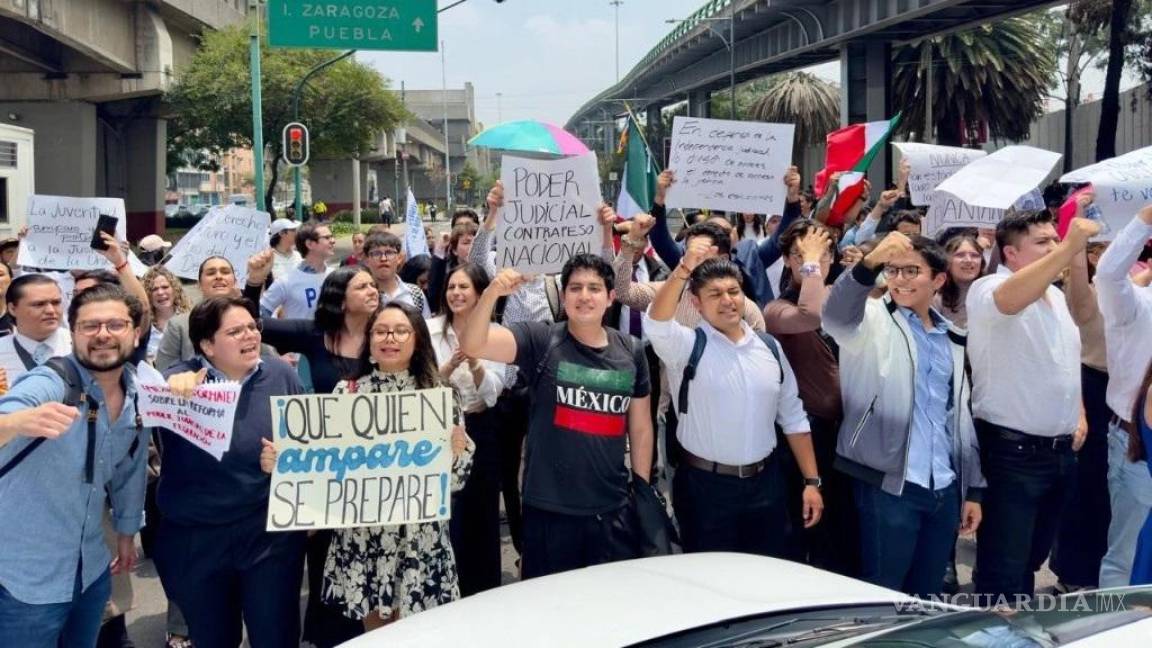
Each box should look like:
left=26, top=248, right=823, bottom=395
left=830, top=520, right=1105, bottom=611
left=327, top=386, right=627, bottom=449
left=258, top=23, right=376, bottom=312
left=138, top=234, right=172, bottom=252
left=270, top=219, right=300, bottom=236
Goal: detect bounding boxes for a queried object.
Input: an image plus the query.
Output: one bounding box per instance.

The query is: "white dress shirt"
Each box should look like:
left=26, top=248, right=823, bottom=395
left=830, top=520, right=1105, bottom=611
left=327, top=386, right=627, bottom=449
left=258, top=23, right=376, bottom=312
left=1095, top=215, right=1152, bottom=422
left=967, top=266, right=1082, bottom=436
left=644, top=314, right=810, bottom=465
left=427, top=316, right=507, bottom=412
left=380, top=280, right=431, bottom=318
left=0, top=327, right=72, bottom=384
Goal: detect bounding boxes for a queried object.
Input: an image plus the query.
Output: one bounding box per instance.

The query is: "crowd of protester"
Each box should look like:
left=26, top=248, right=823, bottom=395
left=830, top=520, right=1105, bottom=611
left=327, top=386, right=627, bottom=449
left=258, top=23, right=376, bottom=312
left=2, top=160, right=1152, bottom=648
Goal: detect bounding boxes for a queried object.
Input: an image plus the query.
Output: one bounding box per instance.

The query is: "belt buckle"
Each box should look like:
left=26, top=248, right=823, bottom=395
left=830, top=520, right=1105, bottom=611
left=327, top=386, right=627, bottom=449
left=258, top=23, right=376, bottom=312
left=738, top=463, right=755, bottom=479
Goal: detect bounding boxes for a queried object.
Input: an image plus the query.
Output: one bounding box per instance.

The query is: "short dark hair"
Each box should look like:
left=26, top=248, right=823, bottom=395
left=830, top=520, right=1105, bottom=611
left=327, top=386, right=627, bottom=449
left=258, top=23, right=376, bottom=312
left=398, top=254, right=431, bottom=285
left=188, top=296, right=259, bottom=355
left=778, top=218, right=827, bottom=257
left=449, top=222, right=478, bottom=260
left=996, top=210, right=1055, bottom=251
left=908, top=235, right=949, bottom=276
left=295, top=221, right=329, bottom=257
left=6, top=273, right=58, bottom=307
left=688, top=258, right=744, bottom=296
left=68, top=283, right=143, bottom=333
left=451, top=209, right=480, bottom=227
left=363, top=232, right=403, bottom=256
left=560, top=253, right=615, bottom=292
left=682, top=222, right=733, bottom=257
left=878, top=210, right=922, bottom=235
left=74, top=270, right=120, bottom=291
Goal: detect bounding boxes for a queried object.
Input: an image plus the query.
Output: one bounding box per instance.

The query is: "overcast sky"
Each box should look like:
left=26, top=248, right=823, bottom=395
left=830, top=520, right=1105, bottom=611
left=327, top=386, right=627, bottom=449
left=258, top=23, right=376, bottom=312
left=356, top=0, right=1140, bottom=128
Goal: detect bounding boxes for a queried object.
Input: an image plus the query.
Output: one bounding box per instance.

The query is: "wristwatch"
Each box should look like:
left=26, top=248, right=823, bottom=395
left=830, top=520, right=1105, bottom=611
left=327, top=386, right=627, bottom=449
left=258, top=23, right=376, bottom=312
left=799, top=262, right=822, bottom=279
left=803, top=476, right=823, bottom=489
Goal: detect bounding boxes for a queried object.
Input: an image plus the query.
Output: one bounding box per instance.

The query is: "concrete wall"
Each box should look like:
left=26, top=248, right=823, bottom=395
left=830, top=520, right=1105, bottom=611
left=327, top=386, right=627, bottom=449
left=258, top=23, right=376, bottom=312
left=0, top=102, right=97, bottom=197
left=1022, top=84, right=1152, bottom=172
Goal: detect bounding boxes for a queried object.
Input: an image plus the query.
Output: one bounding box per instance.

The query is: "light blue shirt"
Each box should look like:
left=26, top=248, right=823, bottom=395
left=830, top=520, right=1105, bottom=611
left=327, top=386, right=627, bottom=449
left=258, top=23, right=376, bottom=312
left=901, top=308, right=956, bottom=491
left=0, top=357, right=148, bottom=604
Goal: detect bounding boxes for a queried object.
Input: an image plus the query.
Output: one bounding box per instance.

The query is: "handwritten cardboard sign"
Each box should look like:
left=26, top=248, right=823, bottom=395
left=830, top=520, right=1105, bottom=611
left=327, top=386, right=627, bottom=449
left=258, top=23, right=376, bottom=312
left=17, top=195, right=128, bottom=270
left=894, top=143, right=987, bottom=207
left=665, top=116, right=795, bottom=215
left=136, top=363, right=242, bottom=461
left=165, top=205, right=271, bottom=283
left=266, top=388, right=454, bottom=531
left=497, top=153, right=603, bottom=274
left=1060, top=146, right=1152, bottom=241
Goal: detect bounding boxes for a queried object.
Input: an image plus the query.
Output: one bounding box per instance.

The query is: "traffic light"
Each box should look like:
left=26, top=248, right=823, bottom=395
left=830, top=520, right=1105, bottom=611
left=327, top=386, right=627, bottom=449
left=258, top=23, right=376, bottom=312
left=282, top=122, right=309, bottom=167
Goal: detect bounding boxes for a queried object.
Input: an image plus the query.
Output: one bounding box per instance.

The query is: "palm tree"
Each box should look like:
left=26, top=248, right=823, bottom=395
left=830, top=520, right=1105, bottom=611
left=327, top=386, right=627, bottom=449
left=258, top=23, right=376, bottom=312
left=747, top=72, right=841, bottom=151
left=892, top=17, right=1056, bottom=147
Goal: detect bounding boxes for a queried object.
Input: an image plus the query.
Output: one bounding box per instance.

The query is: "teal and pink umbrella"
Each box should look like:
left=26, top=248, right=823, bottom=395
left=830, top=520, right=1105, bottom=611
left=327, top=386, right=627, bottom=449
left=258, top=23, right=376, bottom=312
left=468, top=119, right=590, bottom=156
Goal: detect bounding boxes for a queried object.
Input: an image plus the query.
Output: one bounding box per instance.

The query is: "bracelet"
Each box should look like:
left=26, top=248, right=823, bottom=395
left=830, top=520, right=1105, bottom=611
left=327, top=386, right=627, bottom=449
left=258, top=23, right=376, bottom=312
left=673, top=268, right=691, bottom=281
left=114, top=260, right=129, bottom=272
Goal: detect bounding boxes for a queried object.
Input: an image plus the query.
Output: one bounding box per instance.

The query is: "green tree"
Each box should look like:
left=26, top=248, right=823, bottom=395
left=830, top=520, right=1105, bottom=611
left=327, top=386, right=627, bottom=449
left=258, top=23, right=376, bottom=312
left=892, top=17, right=1056, bottom=147
left=165, top=25, right=408, bottom=212
left=747, top=72, right=840, bottom=179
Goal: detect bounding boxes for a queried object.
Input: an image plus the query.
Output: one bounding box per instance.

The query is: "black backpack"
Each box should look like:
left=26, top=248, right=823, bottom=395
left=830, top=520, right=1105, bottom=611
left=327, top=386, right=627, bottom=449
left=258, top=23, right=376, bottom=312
left=0, top=358, right=141, bottom=483
left=677, top=328, right=783, bottom=415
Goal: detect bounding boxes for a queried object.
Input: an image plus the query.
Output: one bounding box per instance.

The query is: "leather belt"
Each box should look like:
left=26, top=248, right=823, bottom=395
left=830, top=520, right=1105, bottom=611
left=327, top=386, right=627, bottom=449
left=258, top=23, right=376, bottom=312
left=991, top=427, right=1074, bottom=451
left=682, top=450, right=767, bottom=479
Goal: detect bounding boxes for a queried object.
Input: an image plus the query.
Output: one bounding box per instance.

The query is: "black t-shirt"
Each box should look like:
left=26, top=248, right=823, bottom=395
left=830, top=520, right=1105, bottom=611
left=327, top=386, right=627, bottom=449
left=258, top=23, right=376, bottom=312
left=509, top=321, right=650, bottom=516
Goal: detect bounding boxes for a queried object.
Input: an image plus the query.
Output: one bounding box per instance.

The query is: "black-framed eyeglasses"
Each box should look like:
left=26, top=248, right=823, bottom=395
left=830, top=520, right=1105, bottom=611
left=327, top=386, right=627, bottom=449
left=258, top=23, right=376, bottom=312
left=371, top=327, right=412, bottom=342
left=882, top=265, right=924, bottom=280
left=366, top=249, right=401, bottom=261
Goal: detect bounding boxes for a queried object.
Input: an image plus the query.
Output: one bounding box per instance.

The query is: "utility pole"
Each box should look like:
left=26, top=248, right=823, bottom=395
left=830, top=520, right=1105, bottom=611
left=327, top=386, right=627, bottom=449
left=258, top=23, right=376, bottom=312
left=442, top=40, right=451, bottom=213
left=610, top=0, right=623, bottom=83
left=249, top=0, right=265, bottom=210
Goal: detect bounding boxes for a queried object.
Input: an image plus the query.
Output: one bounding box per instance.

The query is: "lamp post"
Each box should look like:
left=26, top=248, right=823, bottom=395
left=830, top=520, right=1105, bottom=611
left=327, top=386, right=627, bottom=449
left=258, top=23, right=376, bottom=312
left=666, top=4, right=737, bottom=119
left=610, top=0, right=623, bottom=83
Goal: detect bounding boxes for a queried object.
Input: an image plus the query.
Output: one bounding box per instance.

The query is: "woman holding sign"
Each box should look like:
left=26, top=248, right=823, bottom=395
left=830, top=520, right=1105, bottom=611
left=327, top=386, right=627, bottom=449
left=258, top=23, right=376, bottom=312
left=154, top=296, right=308, bottom=648
left=428, top=262, right=508, bottom=596
left=264, top=301, right=474, bottom=633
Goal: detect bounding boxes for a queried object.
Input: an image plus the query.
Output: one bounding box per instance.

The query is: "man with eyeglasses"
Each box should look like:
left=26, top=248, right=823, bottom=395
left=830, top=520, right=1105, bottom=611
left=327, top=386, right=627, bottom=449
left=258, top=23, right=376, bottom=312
left=967, top=211, right=1095, bottom=601
left=822, top=231, right=984, bottom=597
left=0, top=284, right=149, bottom=647
left=260, top=222, right=335, bottom=319
left=0, top=274, right=72, bottom=387
left=361, top=231, right=430, bottom=317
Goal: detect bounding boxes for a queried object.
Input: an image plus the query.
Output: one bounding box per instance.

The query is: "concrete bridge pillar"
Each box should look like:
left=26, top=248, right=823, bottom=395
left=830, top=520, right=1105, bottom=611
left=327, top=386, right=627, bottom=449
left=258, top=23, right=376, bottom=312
left=688, top=89, right=711, bottom=118
left=841, top=41, right=893, bottom=192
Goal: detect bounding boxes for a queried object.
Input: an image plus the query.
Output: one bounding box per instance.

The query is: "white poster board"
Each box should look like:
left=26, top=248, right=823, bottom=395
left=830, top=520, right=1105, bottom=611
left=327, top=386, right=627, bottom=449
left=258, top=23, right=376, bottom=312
left=665, top=116, right=795, bottom=215
left=497, top=153, right=602, bottom=274
left=894, top=143, right=987, bottom=206
left=266, top=388, right=455, bottom=532
left=935, top=146, right=1062, bottom=209
left=17, top=195, right=128, bottom=270
left=136, top=363, right=241, bottom=461
left=165, top=205, right=271, bottom=283
left=1060, top=146, right=1152, bottom=241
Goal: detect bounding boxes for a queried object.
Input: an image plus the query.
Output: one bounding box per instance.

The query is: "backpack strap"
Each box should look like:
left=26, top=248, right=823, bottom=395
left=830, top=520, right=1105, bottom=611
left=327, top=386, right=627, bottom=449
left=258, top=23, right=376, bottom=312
left=533, top=323, right=568, bottom=383
left=677, top=328, right=708, bottom=414
left=755, top=332, right=784, bottom=385
left=0, top=358, right=88, bottom=482
left=12, top=341, right=37, bottom=372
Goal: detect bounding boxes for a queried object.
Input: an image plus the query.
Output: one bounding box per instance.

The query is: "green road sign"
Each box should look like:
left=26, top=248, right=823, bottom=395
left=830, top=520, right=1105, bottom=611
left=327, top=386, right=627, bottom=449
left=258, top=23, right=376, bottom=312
left=268, top=0, right=438, bottom=51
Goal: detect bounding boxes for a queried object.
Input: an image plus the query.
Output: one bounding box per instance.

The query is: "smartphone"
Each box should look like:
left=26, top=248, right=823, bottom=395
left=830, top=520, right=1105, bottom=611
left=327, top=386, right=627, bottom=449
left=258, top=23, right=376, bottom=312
left=90, top=214, right=118, bottom=251
left=1085, top=203, right=1103, bottom=222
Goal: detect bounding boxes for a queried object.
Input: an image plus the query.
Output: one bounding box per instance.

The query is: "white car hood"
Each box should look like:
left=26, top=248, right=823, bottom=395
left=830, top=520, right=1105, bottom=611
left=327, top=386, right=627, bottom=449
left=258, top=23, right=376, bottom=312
left=341, top=553, right=916, bottom=648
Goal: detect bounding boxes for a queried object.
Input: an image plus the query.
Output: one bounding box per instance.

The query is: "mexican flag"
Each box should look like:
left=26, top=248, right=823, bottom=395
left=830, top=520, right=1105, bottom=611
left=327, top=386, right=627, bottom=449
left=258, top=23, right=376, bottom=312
left=815, top=115, right=901, bottom=226
left=615, top=115, right=658, bottom=220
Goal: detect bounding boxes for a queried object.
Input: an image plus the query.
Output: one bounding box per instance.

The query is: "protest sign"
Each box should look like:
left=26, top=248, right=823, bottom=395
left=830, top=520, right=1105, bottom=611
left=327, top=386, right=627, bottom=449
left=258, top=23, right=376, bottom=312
left=136, top=363, right=241, bottom=461
left=18, top=195, right=128, bottom=270
left=497, top=153, right=602, bottom=274
left=266, top=387, right=455, bottom=531
left=1059, top=146, right=1152, bottom=241
left=665, top=116, right=795, bottom=214
left=935, top=146, right=1061, bottom=209
left=165, top=205, right=271, bottom=283
left=894, top=143, right=987, bottom=206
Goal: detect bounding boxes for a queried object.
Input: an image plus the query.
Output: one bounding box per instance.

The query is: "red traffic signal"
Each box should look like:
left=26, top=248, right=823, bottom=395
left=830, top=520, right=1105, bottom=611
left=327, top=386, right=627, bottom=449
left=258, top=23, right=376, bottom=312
left=282, top=122, right=310, bottom=167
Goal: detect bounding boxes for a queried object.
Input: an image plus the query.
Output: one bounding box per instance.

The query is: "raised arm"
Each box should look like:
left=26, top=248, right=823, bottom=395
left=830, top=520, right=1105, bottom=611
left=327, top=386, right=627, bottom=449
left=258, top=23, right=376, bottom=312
left=993, top=217, right=1100, bottom=316
left=823, top=232, right=909, bottom=343
left=649, top=237, right=711, bottom=322
left=470, top=182, right=503, bottom=277
left=613, top=212, right=660, bottom=310
left=99, top=233, right=152, bottom=331
left=764, top=229, right=832, bottom=335
left=756, top=166, right=803, bottom=267
left=243, top=249, right=274, bottom=305
left=459, top=268, right=523, bottom=364
left=1095, top=205, right=1152, bottom=327
left=1064, top=193, right=1101, bottom=327
left=648, top=170, right=682, bottom=267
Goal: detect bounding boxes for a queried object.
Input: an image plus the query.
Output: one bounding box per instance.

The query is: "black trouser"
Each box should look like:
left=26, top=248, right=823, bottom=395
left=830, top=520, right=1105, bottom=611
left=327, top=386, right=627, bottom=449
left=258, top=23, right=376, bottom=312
left=521, top=504, right=636, bottom=579
left=1051, top=365, right=1113, bottom=587
left=781, top=415, right=859, bottom=576
left=496, top=387, right=529, bottom=555
left=975, top=419, right=1077, bottom=600
left=153, top=515, right=306, bottom=648
left=672, top=451, right=788, bottom=557
left=450, top=408, right=503, bottom=596
left=643, top=344, right=662, bottom=472
left=302, top=532, right=362, bottom=647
